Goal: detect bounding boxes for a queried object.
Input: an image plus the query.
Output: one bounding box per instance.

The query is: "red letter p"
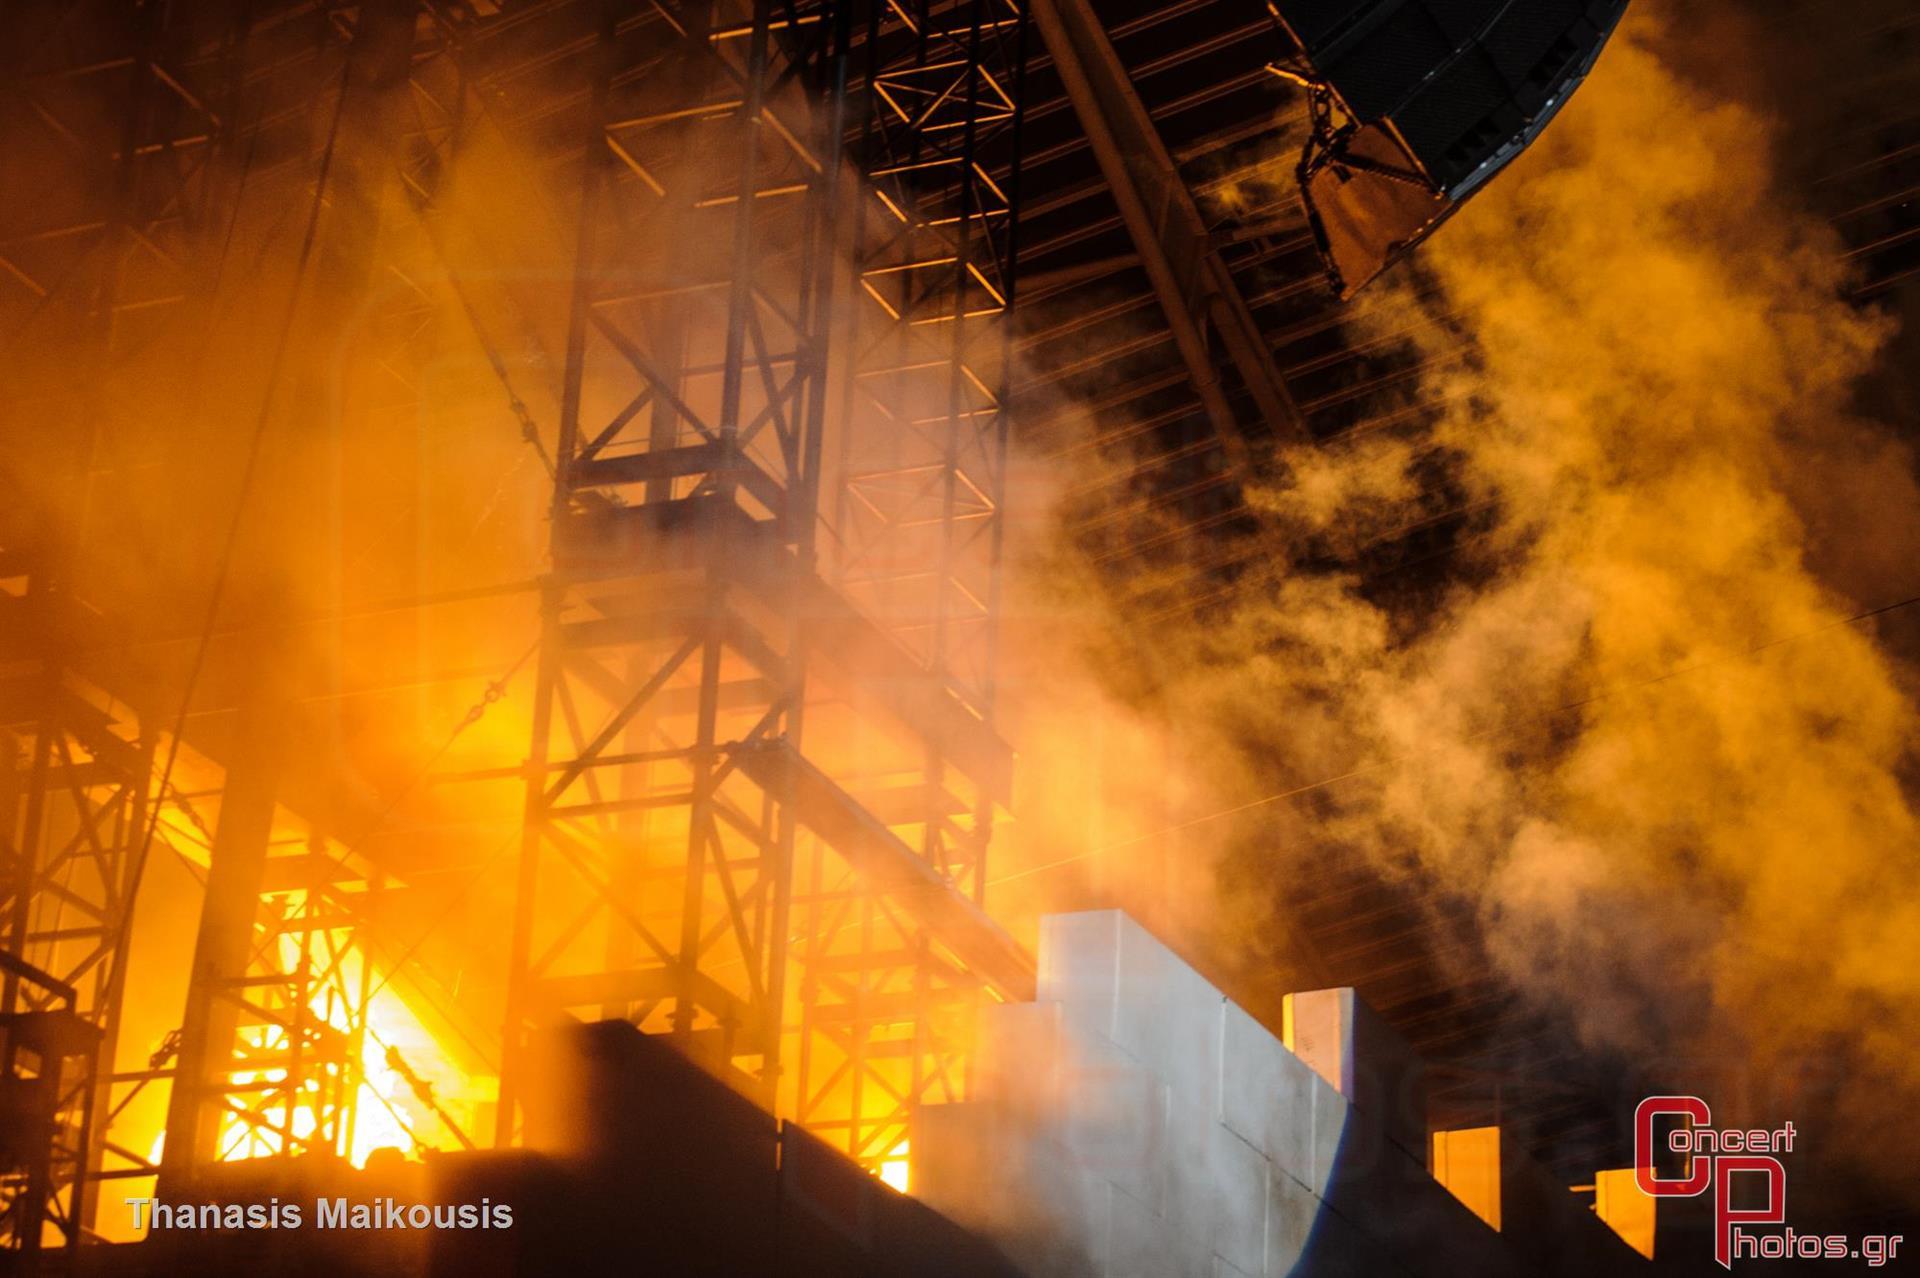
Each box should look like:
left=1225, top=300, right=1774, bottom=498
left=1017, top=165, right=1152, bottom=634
left=1714, top=1156, right=1785, bottom=1270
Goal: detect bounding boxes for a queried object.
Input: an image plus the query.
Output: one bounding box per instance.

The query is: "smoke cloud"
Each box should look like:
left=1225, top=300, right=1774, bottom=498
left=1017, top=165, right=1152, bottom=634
left=1005, top=1, right=1920, bottom=1197
left=9, top=0, right=1918, bottom=1218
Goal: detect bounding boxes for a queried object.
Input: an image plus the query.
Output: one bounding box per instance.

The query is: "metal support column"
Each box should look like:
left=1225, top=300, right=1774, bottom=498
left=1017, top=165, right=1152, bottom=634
left=497, top=0, right=855, bottom=1139
left=0, top=0, right=226, bottom=1249
left=791, top=0, right=1034, bottom=1169
left=157, top=693, right=287, bottom=1183
left=0, top=678, right=153, bottom=1254
left=494, top=0, right=1037, bottom=1175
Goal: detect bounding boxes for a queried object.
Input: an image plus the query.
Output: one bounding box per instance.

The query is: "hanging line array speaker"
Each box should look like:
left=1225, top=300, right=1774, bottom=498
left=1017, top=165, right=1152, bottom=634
left=1269, top=0, right=1630, bottom=296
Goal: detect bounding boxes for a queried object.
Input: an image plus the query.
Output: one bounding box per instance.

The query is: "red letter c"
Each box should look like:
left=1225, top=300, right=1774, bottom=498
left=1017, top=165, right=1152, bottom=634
left=1636, top=1096, right=1712, bottom=1197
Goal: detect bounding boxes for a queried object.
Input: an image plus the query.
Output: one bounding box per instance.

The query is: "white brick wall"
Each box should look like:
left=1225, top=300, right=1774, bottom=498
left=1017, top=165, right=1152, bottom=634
left=915, top=910, right=1643, bottom=1278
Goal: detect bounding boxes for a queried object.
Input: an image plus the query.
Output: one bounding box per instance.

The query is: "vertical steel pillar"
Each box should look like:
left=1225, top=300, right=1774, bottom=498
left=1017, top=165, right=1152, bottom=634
left=158, top=692, right=288, bottom=1183
left=792, top=0, right=1031, bottom=1168
left=0, top=0, right=220, bottom=1249
left=350, top=0, right=1035, bottom=1176
left=155, top=705, right=387, bottom=1181
left=0, top=681, right=154, bottom=1253
left=154, top=0, right=422, bottom=1187
left=497, top=0, right=853, bottom=1140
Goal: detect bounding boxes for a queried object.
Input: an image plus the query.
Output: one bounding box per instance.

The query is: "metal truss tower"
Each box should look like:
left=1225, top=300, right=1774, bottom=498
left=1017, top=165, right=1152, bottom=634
left=496, top=0, right=1035, bottom=1170
left=1, top=0, right=456, bottom=1235
left=0, top=0, right=226, bottom=1252
left=2, top=0, right=1039, bottom=1226
left=805, top=0, right=1029, bottom=1163
left=153, top=0, right=452, bottom=1193
left=0, top=661, right=153, bottom=1256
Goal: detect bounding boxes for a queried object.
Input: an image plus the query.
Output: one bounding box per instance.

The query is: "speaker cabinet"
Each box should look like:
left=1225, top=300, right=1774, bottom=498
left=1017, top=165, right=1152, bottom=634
left=1272, top=0, right=1630, bottom=295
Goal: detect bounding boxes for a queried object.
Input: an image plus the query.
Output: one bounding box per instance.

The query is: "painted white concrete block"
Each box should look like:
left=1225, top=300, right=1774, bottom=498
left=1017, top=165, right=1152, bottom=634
left=1206, top=1122, right=1270, bottom=1278
left=1106, top=1183, right=1182, bottom=1278
left=1306, top=1068, right=1348, bottom=1197
left=1217, top=1000, right=1318, bottom=1191
left=1262, top=1160, right=1319, bottom=1277
left=1285, top=987, right=1429, bottom=1160
left=976, top=999, right=1064, bottom=1112
left=1110, top=913, right=1223, bottom=1105
left=920, top=913, right=1646, bottom=1278
left=1038, top=911, right=1122, bottom=1033
left=1059, top=1037, right=1169, bottom=1214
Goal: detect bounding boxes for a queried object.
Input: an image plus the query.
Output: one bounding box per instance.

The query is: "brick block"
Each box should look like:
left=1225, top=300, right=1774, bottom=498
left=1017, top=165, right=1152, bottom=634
left=1109, top=913, right=1224, bottom=1105
left=1206, top=1123, right=1270, bottom=1278
left=975, top=999, right=1064, bottom=1114
left=1284, top=987, right=1429, bottom=1161
left=1107, top=1183, right=1187, bottom=1278
left=1430, top=1126, right=1501, bottom=1231
left=999, top=1167, right=1108, bottom=1278
left=1161, top=1095, right=1213, bottom=1259
left=1038, top=911, right=1123, bottom=1029
left=1306, top=1069, right=1347, bottom=1197
left=1217, top=1000, right=1317, bottom=1191
left=1058, top=1033, right=1169, bottom=1213
left=1288, top=1205, right=1396, bottom=1278
left=918, top=1100, right=1118, bottom=1278
left=1593, top=1168, right=1655, bottom=1260
left=910, top=1101, right=1002, bottom=1237
left=1263, top=1155, right=1320, bottom=1276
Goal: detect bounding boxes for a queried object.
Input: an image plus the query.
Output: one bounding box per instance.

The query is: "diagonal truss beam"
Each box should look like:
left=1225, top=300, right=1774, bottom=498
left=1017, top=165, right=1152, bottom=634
left=1029, top=0, right=1306, bottom=469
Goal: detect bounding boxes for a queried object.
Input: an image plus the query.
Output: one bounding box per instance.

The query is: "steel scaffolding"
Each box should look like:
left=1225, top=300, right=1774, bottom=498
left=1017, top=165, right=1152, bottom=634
left=800, top=0, right=1029, bottom=1166
left=1, top=0, right=451, bottom=1227
left=0, top=0, right=226, bottom=1251
left=492, top=0, right=1037, bottom=1170
left=3, top=0, right=1040, bottom=1230
left=0, top=667, right=153, bottom=1255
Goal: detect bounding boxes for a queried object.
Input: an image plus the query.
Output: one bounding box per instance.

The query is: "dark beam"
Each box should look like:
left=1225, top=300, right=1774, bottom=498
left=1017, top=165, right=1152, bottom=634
left=1029, top=0, right=1307, bottom=472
